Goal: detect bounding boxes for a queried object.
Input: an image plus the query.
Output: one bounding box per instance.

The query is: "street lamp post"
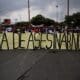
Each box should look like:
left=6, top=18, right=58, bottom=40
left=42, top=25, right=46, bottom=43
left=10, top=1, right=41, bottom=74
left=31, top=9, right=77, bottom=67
left=66, top=0, right=70, bottom=50
left=28, top=0, right=31, bottom=24
left=56, top=5, right=59, bottom=22
left=67, top=0, right=69, bottom=16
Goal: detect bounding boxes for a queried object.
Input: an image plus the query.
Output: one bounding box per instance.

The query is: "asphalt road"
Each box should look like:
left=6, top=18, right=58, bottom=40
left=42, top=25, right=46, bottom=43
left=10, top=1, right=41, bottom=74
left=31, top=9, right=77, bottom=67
left=0, top=50, right=80, bottom=80
left=23, top=50, right=80, bottom=80
left=0, top=49, right=47, bottom=80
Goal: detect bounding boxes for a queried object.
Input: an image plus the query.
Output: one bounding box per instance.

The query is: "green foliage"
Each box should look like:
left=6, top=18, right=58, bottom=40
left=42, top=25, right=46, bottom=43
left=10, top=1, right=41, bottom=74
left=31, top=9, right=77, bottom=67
left=15, top=22, right=29, bottom=27
left=65, top=12, right=80, bottom=28
left=31, top=14, right=45, bottom=25
left=72, top=12, right=80, bottom=27
left=44, top=18, right=55, bottom=26
left=31, top=14, right=55, bottom=26
left=15, top=12, right=80, bottom=29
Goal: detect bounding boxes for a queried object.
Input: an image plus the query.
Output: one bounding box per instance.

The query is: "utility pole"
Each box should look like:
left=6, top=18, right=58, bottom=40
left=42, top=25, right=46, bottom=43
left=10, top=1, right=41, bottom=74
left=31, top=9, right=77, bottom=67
left=66, top=0, right=70, bottom=50
left=67, top=0, right=69, bottom=16
left=28, top=0, right=31, bottom=24
left=0, top=19, right=1, bottom=24
left=56, top=5, right=59, bottom=22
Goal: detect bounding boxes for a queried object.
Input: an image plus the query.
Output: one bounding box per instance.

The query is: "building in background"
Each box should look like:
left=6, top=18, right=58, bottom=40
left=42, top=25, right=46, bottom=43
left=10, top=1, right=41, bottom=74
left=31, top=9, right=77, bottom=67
left=0, top=19, right=14, bottom=32
left=3, top=19, right=11, bottom=25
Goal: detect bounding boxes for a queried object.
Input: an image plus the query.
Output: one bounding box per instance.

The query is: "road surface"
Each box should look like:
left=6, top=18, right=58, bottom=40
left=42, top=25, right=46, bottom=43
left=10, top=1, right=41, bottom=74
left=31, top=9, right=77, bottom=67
left=23, top=50, right=80, bottom=80
left=0, top=50, right=80, bottom=80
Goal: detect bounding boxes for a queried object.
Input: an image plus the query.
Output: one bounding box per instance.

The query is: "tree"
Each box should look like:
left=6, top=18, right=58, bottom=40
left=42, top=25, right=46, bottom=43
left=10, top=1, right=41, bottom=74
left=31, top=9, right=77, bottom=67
left=72, top=12, right=80, bottom=27
left=14, top=22, right=30, bottom=32
left=44, top=18, right=55, bottom=26
left=64, top=12, right=80, bottom=28
left=15, top=22, right=29, bottom=27
left=65, top=15, right=73, bottom=27
left=31, top=14, right=55, bottom=26
left=31, top=14, right=45, bottom=25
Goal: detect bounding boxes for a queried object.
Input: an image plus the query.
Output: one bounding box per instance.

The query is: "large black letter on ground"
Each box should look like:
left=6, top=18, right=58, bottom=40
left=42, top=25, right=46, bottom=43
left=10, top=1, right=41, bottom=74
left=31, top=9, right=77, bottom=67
left=0, top=32, right=9, bottom=50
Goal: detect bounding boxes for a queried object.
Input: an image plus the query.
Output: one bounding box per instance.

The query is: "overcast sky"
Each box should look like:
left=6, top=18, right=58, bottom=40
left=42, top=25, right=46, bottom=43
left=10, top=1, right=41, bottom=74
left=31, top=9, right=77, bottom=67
left=0, top=0, right=80, bottom=22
